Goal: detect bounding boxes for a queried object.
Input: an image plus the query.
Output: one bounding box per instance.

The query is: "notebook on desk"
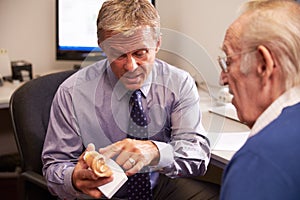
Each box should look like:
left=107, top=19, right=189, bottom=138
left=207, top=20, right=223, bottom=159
left=207, top=104, right=250, bottom=151
left=208, top=103, right=240, bottom=122
left=207, top=131, right=250, bottom=151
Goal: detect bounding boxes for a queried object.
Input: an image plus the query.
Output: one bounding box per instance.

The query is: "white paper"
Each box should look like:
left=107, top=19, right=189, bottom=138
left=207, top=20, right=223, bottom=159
left=207, top=131, right=250, bottom=151
left=98, top=159, right=128, bottom=199
left=0, top=49, right=11, bottom=76
left=209, top=104, right=240, bottom=122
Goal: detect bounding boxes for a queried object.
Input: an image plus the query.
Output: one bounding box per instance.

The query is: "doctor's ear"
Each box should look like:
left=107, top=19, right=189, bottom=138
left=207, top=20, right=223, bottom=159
left=155, top=36, right=161, bottom=52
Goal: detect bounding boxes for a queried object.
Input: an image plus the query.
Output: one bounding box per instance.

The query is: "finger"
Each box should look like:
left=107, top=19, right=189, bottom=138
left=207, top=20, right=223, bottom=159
left=126, top=159, right=145, bottom=176
left=80, top=176, right=114, bottom=199
left=84, top=176, right=114, bottom=188
left=95, top=176, right=114, bottom=187
left=80, top=169, right=99, bottom=180
left=115, top=149, right=132, bottom=167
left=122, top=151, right=140, bottom=170
left=123, top=157, right=134, bottom=170
left=78, top=151, right=89, bottom=169
left=99, top=141, right=123, bottom=159
left=99, top=138, right=133, bottom=155
left=86, top=143, right=95, bottom=151
left=83, top=188, right=103, bottom=199
left=113, top=139, right=140, bottom=167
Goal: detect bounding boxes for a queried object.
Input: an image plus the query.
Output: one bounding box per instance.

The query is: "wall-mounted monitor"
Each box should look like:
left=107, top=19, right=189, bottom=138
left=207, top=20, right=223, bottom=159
left=56, top=0, right=155, bottom=61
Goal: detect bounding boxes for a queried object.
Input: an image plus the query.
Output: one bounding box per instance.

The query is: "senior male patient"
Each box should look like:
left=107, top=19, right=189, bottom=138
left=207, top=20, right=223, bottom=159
left=42, top=0, right=219, bottom=199
left=218, top=0, right=300, bottom=199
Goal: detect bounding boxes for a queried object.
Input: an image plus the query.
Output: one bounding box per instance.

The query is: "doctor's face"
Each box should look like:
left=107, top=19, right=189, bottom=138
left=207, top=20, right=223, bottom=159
left=100, top=28, right=160, bottom=91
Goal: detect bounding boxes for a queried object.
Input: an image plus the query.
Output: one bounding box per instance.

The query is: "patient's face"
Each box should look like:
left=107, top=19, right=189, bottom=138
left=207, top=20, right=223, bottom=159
left=220, top=19, right=264, bottom=128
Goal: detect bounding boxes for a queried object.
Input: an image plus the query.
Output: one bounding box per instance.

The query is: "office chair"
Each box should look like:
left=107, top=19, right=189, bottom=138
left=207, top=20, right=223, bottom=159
left=9, top=69, right=77, bottom=200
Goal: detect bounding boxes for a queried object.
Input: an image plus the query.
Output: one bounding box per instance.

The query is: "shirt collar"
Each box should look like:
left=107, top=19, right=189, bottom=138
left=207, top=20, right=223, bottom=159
left=250, top=84, right=300, bottom=137
left=106, top=59, right=153, bottom=101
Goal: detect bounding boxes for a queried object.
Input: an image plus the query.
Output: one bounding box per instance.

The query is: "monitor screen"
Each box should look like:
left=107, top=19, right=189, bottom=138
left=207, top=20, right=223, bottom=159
left=56, top=0, right=155, bottom=61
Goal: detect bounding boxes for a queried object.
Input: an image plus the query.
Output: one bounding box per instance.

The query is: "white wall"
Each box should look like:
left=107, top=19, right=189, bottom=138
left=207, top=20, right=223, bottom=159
left=0, top=0, right=246, bottom=86
left=156, top=0, right=246, bottom=88
left=0, top=0, right=77, bottom=76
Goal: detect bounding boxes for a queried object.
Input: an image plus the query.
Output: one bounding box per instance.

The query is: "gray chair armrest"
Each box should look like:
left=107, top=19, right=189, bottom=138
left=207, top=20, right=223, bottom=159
left=22, top=171, right=48, bottom=190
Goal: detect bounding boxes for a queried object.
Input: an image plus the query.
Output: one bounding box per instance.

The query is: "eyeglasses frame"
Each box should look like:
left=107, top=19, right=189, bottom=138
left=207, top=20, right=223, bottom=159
left=218, top=49, right=257, bottom=73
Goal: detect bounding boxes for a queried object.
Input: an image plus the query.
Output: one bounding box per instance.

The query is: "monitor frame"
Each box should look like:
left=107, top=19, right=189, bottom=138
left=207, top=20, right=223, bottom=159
left=56, top=0, right=156, bottom=61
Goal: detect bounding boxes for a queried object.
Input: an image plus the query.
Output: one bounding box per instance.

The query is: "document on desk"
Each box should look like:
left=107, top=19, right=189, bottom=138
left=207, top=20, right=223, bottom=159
left=207, top=131, right=250, bottom=151
left=209, top=103, right=240, bottom=122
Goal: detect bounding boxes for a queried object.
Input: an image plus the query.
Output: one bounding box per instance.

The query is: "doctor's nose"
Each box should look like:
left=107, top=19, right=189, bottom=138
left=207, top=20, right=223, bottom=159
left=124, top=55, right=138, bottom=72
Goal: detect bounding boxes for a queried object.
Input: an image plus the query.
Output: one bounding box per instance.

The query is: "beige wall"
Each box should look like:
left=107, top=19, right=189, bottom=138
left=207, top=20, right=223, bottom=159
left=0, top=0, right=245, bottom=86
left=156, top=0, right=246, bottom=88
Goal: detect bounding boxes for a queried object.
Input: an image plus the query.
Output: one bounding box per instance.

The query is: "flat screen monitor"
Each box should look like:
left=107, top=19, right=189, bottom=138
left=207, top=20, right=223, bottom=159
left=56, top=0, right=155, bottom=61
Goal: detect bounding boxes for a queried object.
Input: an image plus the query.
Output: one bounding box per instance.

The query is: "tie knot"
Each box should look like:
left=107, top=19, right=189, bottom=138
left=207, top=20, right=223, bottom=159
left=130, top=89, right=143, bottom=106
left=128, top=89, right=148, bottom=133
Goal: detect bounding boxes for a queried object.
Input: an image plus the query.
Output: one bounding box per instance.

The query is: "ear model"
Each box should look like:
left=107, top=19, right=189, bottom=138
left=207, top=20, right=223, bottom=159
left=84, top=151, right=113, bottom=177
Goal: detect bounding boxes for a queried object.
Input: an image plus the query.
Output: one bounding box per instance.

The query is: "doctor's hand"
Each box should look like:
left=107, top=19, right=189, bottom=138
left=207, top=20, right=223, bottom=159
left=99, top=138, right=159, bottom=176
left=72, top=143, right=113, bottom=199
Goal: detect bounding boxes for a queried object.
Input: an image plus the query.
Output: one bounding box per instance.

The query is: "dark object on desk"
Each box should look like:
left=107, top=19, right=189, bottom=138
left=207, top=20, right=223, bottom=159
left=2, top=75, right=13, bottom=82
left=73, top=64, right=82, bottom=70
left=11, top=60, right=33, bottom=82
left=9, top=69, right=77, bottom=200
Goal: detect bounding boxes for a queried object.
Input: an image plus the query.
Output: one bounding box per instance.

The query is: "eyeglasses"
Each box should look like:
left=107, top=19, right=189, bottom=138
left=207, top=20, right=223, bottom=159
left=218, top=49, right=256, bottom=73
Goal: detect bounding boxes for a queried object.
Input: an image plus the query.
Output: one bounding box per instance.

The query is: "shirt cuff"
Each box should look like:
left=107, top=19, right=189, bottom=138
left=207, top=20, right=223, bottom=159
left=64, top=167, right=89, bottom=199
left=151, top=141, right=174, bottom=168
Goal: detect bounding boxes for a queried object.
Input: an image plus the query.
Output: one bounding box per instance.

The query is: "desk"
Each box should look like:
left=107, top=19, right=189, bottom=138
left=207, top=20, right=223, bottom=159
left=0, top=81, right=23, bottom=109
left=0, top=69, right=65, bottom=109
left=204, top=112, right=249, bottom=169
left=0, top=81, right=249, bottom=168
left=0, top=80, right=22, bottom=156
left=195, top=89, right=250, bottom=185
left=1, top=80, right=247, bottom=169
left=198, top=89, right=250, bottom=169
left=0, top=81, right=23, bottom=158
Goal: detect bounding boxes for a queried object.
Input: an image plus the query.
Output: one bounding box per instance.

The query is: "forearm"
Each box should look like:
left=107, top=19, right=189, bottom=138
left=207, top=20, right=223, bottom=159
left=42, top=87, right=88, bottom=199
left=42, top=145, right=88, bottom=199
left=43, top=164, right=77, bottom=200
left=156, top=72, right=210, bottom=177
left=43, top=157, right=102, bottom=200
left=152, top=132, right=210, bottom=178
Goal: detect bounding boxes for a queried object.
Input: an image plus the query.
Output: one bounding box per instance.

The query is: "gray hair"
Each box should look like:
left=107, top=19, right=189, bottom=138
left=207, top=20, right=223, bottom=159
left=239, top=0, right=300, bottom=89
left=96, top=0, right=160, bottom=42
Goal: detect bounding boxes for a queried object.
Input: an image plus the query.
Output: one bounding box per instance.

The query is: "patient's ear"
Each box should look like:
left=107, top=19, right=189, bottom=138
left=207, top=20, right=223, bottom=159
left=257, top=45, right=275, bottom=84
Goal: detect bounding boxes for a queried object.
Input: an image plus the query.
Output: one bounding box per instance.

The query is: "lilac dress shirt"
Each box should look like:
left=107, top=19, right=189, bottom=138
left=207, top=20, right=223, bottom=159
left=42, top=58, right=210, bottom=199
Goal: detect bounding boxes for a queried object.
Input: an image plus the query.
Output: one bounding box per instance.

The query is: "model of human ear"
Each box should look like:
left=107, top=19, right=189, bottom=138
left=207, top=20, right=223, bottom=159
left=84, top=151, right=113, bottom=177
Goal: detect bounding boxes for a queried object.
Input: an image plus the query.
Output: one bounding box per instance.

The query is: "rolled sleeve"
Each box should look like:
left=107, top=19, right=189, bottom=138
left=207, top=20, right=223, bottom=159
left=151, top=141, right=174, bottom=168
left=151, top=73, right=211, bottom=178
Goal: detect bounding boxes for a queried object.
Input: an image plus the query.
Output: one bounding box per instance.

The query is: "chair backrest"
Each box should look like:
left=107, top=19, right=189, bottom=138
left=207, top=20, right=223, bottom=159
left=9, top=70, right=76, bottom=175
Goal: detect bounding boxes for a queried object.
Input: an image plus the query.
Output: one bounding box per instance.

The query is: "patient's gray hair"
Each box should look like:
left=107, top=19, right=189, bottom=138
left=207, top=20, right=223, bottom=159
left=239, top=0, right=300, bottom=89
